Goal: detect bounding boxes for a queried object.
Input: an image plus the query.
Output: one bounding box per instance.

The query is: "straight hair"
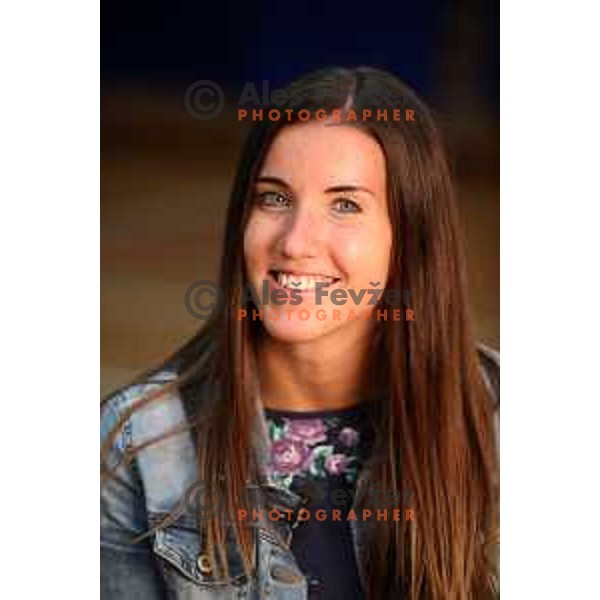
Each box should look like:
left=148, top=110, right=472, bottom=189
left=102, top=66, right=499, bottom=599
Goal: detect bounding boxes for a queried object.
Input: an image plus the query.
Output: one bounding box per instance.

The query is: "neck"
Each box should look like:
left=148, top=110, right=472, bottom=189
left=257, top=327, right=379, bottom=412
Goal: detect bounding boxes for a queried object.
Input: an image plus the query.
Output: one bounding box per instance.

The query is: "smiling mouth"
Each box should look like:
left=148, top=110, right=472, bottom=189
left=268, top=270, right=341, bottom=291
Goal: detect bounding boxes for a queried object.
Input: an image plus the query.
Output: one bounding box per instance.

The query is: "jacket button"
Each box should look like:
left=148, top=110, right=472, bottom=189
left=197, top=554, right=213, bottom=575
left=271, top=564, right=303, bottom=584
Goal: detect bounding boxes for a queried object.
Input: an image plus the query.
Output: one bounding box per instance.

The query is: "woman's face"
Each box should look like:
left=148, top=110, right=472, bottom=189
left=243, top=121, right=393, bottom=344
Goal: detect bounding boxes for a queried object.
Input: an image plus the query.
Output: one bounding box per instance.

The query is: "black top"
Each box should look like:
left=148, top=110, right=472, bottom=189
left=263, top=403, right=376, bottom=600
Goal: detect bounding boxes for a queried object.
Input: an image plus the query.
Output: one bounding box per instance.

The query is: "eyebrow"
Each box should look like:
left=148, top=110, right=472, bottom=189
left=325, top=185, right=375, bottom=196
left=255, top=176, right=291, bottom=190
left=255, top=176, right=375, bottom=196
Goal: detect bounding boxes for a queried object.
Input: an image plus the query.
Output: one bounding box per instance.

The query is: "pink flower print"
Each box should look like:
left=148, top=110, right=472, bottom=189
left=324, top=453, right=349, bottom=476
left=269, top=439, right=312, bottom=475
left=285, top=419, right=327, bottom=445
left=338, top=427, right=359, bottom=447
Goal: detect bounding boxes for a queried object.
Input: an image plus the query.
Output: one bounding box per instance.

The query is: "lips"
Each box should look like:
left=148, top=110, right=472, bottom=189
left=268, top=270, right=341, bottom=291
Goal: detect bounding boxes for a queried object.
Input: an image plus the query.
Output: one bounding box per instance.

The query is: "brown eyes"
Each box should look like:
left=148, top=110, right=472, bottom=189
left=254, top=191, right=362, bottom=214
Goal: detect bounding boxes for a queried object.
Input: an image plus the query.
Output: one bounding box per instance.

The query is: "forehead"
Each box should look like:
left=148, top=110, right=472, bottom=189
left=258, top=122, right=386, bottom=190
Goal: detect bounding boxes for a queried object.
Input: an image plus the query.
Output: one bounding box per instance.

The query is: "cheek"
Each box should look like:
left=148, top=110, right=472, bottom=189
left=332, top=222, right=392, bottom=282
left=367, top=218, right=393, bottom=276
left=243, top=218, right=278, bottom=271
left=243, top=231, right=260, bottom=278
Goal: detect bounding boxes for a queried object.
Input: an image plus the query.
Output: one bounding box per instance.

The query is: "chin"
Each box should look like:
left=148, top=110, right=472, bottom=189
left=260, top=317, right=336, bottom=344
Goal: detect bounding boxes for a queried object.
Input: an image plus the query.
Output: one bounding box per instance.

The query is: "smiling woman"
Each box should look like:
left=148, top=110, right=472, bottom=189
left=101, top=67, right=500, bottom=600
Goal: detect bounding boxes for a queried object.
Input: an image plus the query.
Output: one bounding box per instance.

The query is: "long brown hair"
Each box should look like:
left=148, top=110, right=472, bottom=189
left=102, top=67, right=499, bottom=599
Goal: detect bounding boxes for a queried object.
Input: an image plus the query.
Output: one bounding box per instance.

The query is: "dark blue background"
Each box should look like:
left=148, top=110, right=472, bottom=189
left=101, top=0, right=498, bottom=107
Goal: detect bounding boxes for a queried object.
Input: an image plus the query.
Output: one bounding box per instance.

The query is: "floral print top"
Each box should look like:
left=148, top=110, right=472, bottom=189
left=264, top=402, right=376, bottom=600
left=265, top=407, right=373, bottom=490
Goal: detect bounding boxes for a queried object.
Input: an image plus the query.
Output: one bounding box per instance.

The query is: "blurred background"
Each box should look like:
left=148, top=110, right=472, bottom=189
left=101, top=0, right=499, bottom=396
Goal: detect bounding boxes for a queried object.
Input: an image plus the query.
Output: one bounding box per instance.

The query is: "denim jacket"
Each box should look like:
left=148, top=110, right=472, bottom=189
left=100, top=346, right=499, bottom=599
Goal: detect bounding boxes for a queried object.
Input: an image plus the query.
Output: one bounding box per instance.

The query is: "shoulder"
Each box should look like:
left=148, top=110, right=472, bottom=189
left=101, top=325, right=219, bottom=439
left=101, top=369, right=181, bottom=449
left=101, top=368, right=200, bottom=513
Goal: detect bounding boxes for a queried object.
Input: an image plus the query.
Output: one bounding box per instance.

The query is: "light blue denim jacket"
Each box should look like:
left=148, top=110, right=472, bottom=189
left=100, top=346, right=499, bottom=599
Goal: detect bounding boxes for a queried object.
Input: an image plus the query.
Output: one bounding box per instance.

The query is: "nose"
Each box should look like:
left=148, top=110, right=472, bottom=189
left=277, top=204, right=322, bottom=259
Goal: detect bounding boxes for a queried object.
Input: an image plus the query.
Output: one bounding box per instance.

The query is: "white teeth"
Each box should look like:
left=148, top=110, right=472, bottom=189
left=275, top=272, right=337, bottom=290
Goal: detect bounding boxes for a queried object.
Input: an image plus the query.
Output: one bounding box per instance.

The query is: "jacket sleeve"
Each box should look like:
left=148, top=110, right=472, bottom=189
left=100, top=390, right=168, bottom=600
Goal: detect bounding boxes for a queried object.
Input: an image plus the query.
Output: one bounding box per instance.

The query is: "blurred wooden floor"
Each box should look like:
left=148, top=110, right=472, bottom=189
left=101, top=92, right=499, bottom=397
